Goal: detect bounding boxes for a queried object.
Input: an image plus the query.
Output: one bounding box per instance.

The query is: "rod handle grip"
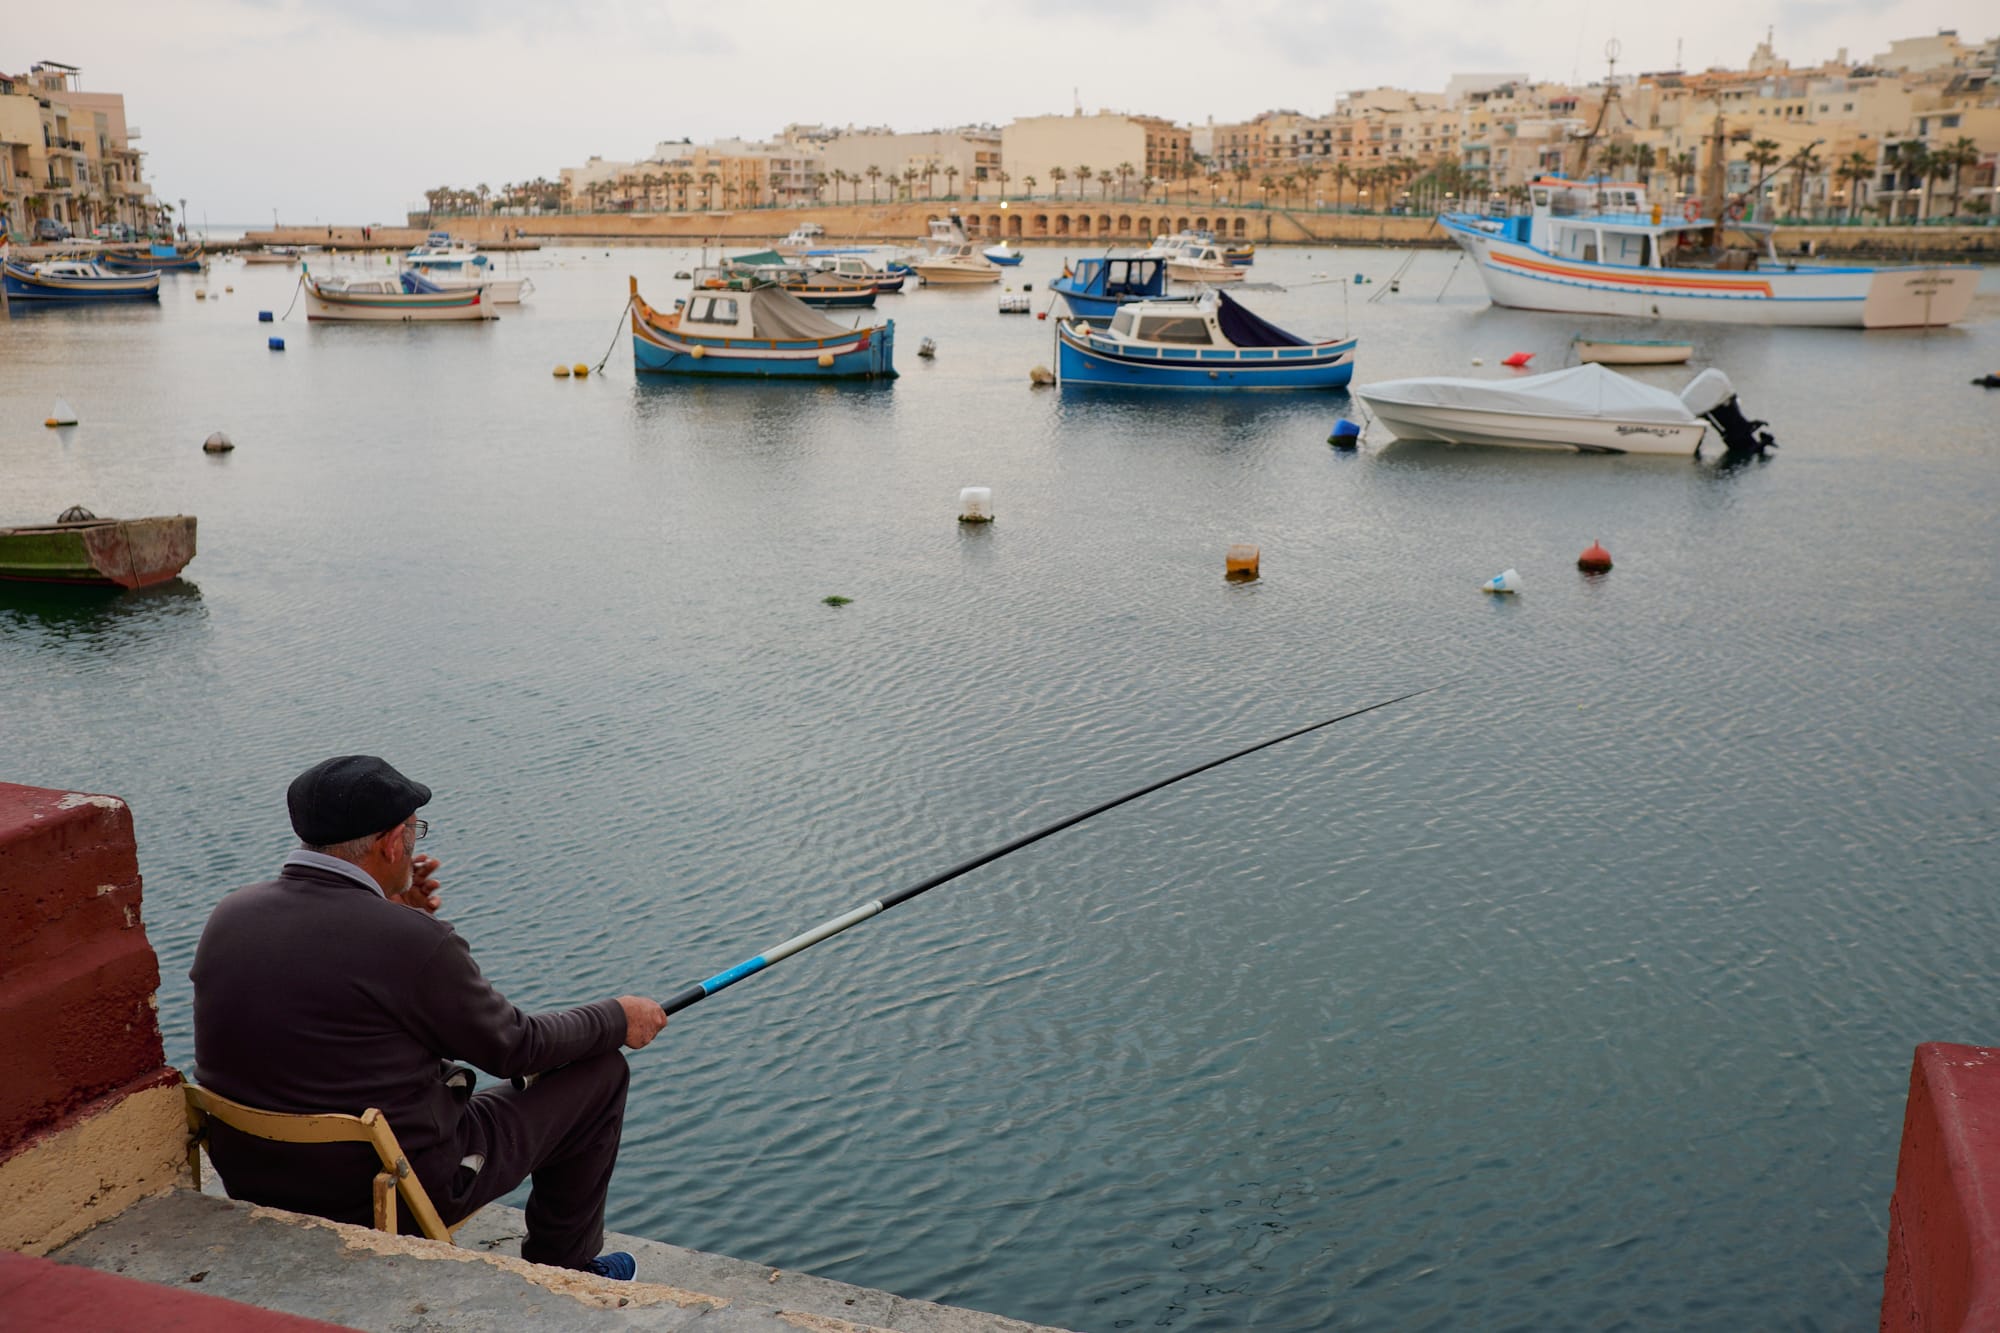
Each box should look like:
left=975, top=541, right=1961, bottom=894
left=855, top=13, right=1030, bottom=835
left=659, top=983, right=708, bottom=1017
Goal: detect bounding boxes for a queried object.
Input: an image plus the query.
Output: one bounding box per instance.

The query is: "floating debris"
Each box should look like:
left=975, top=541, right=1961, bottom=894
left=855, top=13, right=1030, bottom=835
left=1483, top=568, right=1521, bottom=595
left=1502, top=352, right=1534, bottom=368
left=46, top=397, right=78, bottom=428
left=917, top=337, right=937, bottom=359
left=822, top=595, right=852, bottom=607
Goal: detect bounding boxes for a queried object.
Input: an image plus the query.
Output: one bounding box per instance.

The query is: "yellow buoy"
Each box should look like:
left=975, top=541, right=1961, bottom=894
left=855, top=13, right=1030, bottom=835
left=1226, top=544, right=1261, bottom=580
left=690, top=346, right=706, bottom=359
left=195, top=289, right=207, bottom=300
left=553, top=364, right=571, bottom=378
left=572, top=363, right=589, bottom=378
left=817, top=352, right=835, bottom=368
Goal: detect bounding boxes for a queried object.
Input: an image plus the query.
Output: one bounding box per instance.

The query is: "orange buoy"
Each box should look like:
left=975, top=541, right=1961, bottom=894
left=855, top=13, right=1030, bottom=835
left=1577, top=541, right=1613, bottom=573
left=1501, top=352, right=1533, bottom=368
left=1225, top=544, right=1261, bottom=580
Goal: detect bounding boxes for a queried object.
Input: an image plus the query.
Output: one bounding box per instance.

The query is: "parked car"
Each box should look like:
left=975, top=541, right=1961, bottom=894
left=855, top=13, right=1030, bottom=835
left=92, top=222, right=135, bottom=242
left=33, top=218, right=71, bottom=242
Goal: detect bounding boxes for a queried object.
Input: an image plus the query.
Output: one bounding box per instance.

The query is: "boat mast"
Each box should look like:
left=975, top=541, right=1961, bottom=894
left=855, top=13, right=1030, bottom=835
left=1571, top=39, right=1622, bottom=179
left=1702, top=103, right=1729, bottom=218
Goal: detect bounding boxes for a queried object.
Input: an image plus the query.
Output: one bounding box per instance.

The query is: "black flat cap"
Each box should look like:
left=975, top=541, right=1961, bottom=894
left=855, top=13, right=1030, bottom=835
left=288, top=755, right=431, bottom=846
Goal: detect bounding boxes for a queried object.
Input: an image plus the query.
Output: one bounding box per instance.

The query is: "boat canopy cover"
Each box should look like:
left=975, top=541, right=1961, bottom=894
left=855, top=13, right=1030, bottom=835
left=748, top=284, right=851, bottom=340
left=401, top=270, right=445, bottom=293
left=1676, top=368, right=1738, bottom=416
left=1365, top=363, right=1696, bottom=423
left=1215, top=292, right=1309, bottom=347
left=730, top=249, right=789, bottom=267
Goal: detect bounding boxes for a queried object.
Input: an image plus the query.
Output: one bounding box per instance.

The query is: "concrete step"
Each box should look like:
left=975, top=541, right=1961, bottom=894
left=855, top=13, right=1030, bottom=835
left=50, top=1190, right=1070, bottom=1333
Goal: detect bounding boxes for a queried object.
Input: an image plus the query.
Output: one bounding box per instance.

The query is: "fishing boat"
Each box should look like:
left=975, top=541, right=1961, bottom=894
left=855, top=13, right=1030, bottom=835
left=709, top=252, right=878, bottom=307
left=776, top=222, right=827, bottom=254
left=629, top=275, right=895, bottom=380
left=2, top=258, right=161, bottom=302
left=982, top=240, right=1025, bottom=266
left=301, top=266, right=496, bottom=321
left=100, top=244, right=205, bottom=273
left=1055, top=291, right=1356, bottom=391
left=241, top=246, right=302, bottom=266
left=1353, top=363, right=1775, bottom=457
left=912, top=240, right=1001, bottom=285
left=1165, top=242, right=1246, bottom=284
left=1049, top=255, right=1169, bottom=320
left=1572, top=336, right=1693, bottom=365
left=1224, top=242, right=1255, bottom=267
left=1439, top=177, right=1978, bottom=329
left=0, top=508, right=196, bottom=587
left=805, top=254, right=906, bottom=293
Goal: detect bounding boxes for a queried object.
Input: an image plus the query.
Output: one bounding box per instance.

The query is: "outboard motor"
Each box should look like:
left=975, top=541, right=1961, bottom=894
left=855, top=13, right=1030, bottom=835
left=1679, top=368, right=1776, bottom=458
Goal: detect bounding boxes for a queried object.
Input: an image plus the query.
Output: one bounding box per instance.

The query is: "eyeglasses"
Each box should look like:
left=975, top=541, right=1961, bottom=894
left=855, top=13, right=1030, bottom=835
left=409, top=819, right=429, bottom=841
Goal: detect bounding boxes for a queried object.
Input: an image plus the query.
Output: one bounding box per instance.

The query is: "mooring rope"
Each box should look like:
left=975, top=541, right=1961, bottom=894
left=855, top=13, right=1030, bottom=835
left=592, top=296, right=635, bottom=375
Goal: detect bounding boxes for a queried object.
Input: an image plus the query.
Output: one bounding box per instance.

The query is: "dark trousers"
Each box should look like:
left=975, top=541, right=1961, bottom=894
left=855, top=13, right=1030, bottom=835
left=431, top=1050, right=631, bottom=1270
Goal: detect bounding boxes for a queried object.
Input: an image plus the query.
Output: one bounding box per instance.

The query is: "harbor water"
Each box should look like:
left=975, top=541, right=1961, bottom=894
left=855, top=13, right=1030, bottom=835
left=4, top=244, right=1999, bottom=1330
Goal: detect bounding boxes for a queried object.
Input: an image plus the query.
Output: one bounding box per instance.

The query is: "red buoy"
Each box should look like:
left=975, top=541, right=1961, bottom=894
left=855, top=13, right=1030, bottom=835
left=1577, top=541, right=1613, bottom=573
left=1502, top=351, right=1534, bottom=368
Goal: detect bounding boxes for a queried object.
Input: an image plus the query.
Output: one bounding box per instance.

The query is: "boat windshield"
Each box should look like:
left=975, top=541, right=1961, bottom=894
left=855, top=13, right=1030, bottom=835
left=1134, top=312, right=1214, bottom=345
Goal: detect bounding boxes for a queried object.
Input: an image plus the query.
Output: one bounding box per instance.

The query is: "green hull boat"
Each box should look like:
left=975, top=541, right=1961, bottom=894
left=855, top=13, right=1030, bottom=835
left=0, top=514, right=197, bottom=588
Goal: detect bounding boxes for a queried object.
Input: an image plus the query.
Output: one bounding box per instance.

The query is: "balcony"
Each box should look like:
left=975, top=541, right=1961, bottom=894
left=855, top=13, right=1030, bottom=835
left=126, top=125, right=141, bottom=139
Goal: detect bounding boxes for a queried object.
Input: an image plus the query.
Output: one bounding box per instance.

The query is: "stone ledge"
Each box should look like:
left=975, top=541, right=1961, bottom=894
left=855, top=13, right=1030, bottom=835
left=0, top=1078, right=186, bottom=1255
left=52, top=1189, right=1073, bottom=1332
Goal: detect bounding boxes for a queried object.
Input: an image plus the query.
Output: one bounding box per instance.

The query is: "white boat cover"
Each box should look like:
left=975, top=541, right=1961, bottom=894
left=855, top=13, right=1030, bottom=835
left=1364, top=363, right=1697, bottom=423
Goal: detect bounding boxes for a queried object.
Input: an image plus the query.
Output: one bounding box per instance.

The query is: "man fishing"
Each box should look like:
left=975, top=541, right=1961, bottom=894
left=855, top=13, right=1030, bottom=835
left=190, top=755, right=667, bottom=1280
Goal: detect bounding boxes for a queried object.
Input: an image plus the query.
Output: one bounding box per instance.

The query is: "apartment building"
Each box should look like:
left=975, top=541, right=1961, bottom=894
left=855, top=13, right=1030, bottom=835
left=1, top=61, right=153, bottom=238
left=1001, top=111, right=1190, bottom=201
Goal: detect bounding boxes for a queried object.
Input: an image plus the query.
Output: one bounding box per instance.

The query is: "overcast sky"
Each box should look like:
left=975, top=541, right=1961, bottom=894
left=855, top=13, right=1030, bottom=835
left=10, top=1, right=1993, bottom=223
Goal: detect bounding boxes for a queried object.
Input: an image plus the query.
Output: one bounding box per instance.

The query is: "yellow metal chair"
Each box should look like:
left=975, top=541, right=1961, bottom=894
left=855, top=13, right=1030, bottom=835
left=182, top=1082, right=467, bottom=1242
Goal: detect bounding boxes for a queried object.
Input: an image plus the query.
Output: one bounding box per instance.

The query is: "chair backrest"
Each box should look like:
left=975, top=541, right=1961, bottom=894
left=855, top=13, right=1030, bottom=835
left=182, top=1082, right=455, bottom=1242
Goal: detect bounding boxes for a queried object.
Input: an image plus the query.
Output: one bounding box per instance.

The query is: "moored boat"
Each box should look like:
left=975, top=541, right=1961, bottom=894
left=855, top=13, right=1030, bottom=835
left=241, top=246, right=302, bottom=266
left=301, top=266, right=496, bottom=321
left=1056, top=291, right=1356, bottom=391
left=1049, top=255, right=1169, bottom=319
left=710, top=252, right=878, bottom=307
left=1165, top=242, right=1246, bottom=284
left=3, top=258, right=160, bottom=302
left=404, top=232, right=486, bottom=269
left=1572, top=336, right=1693, bottom=365
left=776, top=222, right=827, bottom=254
left=100, top=245, right=205, bottom=273
left=0, top=509, right=196, bottom=587
left=1353, top=363, right=1775, bottom=456
left=913, top=240, right=1000, bottom=285
left=1439, top=177, right=1977, bottom=329
left=629, top=275, right=895, bottom=380
left=805, top=254, right=906, bottom=293
left=400, top=267, right=533, bottom=304
left=983, top=240, right=1024, bottom=266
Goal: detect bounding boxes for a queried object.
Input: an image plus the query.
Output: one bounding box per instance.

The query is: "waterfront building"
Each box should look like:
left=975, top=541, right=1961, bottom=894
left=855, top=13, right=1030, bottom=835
left=800, top=126, right=1001, bottom=204
left=1000, top=111, right=1190, bottom=204
left=0, top=61, right=154, bottom=240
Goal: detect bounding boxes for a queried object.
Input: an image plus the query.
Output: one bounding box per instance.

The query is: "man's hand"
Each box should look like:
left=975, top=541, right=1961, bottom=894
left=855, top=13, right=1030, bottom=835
left=396, top=854, right=443, bottom=914
left=617, top=996, right=668, bottom=1051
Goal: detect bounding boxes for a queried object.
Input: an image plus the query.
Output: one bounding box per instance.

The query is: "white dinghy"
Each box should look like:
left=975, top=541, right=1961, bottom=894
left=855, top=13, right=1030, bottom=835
left=1354, top=363, right=1774, bottom=457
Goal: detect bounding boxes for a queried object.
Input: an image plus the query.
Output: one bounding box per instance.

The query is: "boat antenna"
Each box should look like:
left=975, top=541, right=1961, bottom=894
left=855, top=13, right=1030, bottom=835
left=655, top=684, right=1450, bottom=1017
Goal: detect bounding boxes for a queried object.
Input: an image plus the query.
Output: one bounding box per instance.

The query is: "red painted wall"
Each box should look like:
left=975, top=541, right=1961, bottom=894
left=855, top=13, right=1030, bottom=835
left=0, top=782, right=173, bottom=1160
left=1882, top=1043, right=2000, bottom=1331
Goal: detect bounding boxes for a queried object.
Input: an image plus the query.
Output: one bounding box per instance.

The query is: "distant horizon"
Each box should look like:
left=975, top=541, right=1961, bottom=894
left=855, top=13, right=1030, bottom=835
left=7, top=2, right=1994, bottom=221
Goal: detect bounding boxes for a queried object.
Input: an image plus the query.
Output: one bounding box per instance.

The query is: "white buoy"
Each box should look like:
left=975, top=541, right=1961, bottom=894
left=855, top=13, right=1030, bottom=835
left=958, top=486, right=993, bottom=523
left=1482, top=568, right=1521, bottom=595
left=1471, top=357, right=1485, bottom=366
left=1028, top=365, right=1055, bottom=386
left=46, top=397, right=78, bottom=427
left=202, top=431, right=234, bottom=453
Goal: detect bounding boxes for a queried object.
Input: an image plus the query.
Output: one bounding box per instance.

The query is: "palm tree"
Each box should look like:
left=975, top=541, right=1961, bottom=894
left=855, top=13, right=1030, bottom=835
left=901, top=167, right=919, bottom=202
left=1835, top=151, right=1872, bottom=220
left=1022, top=174, right=1036, bottom=199
left=1924, top=149, right=1954, bottom=223
left=865, top=165, right=882, bottom=203
left=1332, top=161, right=1353, bottom=211
left=1116, top=161, right=1134, bottom=201
left=1668, top=150, right=1698, bottom=199
left=996, top=170, right=1011, bottom=201
left=1231, top=162, right=1252, bottom=205
left=1786, top=144, right=1822, bottom=220
left=1936, top=136, right=1979, bottom=217
left=1280, top=173, right=1298, bottom=208
left=1048, top=166, right=1066, bottom=199
left=1075, top=164, right=1092, bottom=200
left=1097, top=170, right=1113, bottom=200
left=922, top=164, right=937, bottom=199
left=1299, top=162, right=1322, bottom=209
left=1257, top=173, right=1276, bottom=206
left=700, top=172, right=720, bottom=210
left=1891, top=140, right=1930, bottom=222
left=811, top=171, right=828, bottom=205
left=1744, top=138, right=1782, bottom=219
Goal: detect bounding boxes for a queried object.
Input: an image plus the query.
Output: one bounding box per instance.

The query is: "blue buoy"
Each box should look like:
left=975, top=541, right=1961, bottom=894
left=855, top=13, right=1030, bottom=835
left=258, top=310, right=273, bottom=322
left=1354, top=273, right=1365, bottom=284
left=268, top=337, right=285, bottom=351
left=1328, top=419, right=1361, bottom=449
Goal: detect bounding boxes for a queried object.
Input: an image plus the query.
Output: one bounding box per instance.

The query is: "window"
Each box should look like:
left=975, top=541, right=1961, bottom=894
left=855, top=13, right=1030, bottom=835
left=1135, top=315, right=1213, bottom=344
left=688, top=297, right=738, bottom=324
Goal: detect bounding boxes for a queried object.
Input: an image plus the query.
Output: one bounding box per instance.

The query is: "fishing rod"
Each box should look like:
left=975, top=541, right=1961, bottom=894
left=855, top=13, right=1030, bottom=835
left=658, top=682, right=1447, bottom=1016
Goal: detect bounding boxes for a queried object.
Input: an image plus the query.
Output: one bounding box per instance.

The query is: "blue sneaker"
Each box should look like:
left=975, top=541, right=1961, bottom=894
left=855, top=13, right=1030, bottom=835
left=585, top=1251, right=636, bottom=1281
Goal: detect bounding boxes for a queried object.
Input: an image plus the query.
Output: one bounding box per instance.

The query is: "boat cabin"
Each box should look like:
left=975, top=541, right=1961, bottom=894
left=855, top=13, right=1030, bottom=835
left=1494, top=176, right=1782, bottom=273
left=1106, top=303, right=1219, bottom=345
left=808, top=255, right=886, bottom=281
left=1067, top=256, right=1167, bottom=300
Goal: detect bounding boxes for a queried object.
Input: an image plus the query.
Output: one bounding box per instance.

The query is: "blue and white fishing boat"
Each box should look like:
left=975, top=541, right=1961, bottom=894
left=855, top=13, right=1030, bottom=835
left=982, top=240, right=1024, bottom=266
left=1049, top=255, right=1169, bottom=320
left=1055, top=291, right=1356, bottom=391
left=3, top=258, right=161, bottom=302
left=1439, top=176, right=1978, bottom=329
left=629, top=275, right=895, bottom=380
left=99, top=244, right=204, bottom=274
left=405, top=232, right=488, bottom=270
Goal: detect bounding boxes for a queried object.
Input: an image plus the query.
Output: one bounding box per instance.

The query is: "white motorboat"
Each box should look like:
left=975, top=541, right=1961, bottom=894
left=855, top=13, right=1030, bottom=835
left=777, top=222, right=827, bottom=254
left=982, top=239, right=1024, bottom=266
left=401, top=267, right=533, bottom=304
left=1353, top=363, right=1774, bottom=457
left=404, top=232, right=486, bottom=269
left=1165, top=242, right=1245, bottom=284
left=913, top=241, right=1001, bottom=285
left=241, top=246, right=302, bottom=266
left=301, top=268, right=497, bottom=321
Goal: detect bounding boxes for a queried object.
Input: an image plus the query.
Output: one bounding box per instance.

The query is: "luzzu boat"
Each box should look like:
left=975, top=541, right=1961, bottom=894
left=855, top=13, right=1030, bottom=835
left=100, top=245, right=204, bottom=273
left=805, top=254, right=906, bottom=294
left=1050, top=255, right=1169, bottom=319
left=629, top=275, right=895, bottom=380
left=0, top=509, right=196, bottom=587
left=301, top=266, right=496, bottom=321
left=2, top=258, right=160, bottom=302
left=1439, top=176, right=1978, bottom=328
left=1055, top=291, right=1356, bottom=391
left=713, top=251, right=878, bottom=307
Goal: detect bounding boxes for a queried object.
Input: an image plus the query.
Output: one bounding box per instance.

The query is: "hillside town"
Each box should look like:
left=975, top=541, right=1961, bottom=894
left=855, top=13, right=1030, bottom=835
left=430, top=28, right=2000, bottom=228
